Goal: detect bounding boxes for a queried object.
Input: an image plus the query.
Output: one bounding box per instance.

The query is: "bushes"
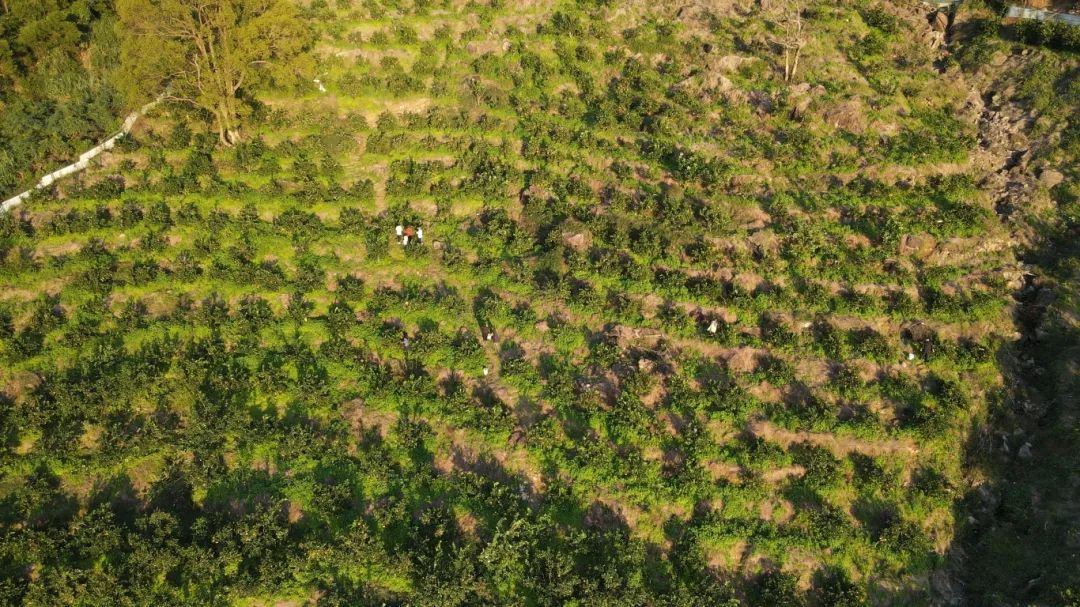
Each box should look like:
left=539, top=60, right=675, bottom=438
left=878, top=517, right=931, bottom=561
left=348, top=179, right=376, bottom=203
left=0, top=1, right=1036, bottom=602
left=1015, top=18, right=1080, bottom=53
left=233, top=136, right=272, bottom=172
left=885, top=110, right=975, bottom=166
left=363, top=225, right=389, bottom=260
left=817, top=568, right=868, bottom=607
left=336, top=274, right=366, bottom=300
left=78, top=239, right=117, bottom=293
left=80, top=176, right=126, bottom=200
left=462, top=145, right=518, bottom=197
left=791, top=442, right=841, bottom=489
left=812, top=320, right=850, bottom=360
left=848, top=327, right=895, bottom=362
left=752, top=571, right=805, bottom=607
left=274, top=207, right=325, bottom=239
left=294, top=255, right=326, bottom=292
left=386, top=159, right=442, bottom=198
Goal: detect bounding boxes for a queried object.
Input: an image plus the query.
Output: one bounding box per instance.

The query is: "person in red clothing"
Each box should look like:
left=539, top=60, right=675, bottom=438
left=402, top=225, right=423, bottom=246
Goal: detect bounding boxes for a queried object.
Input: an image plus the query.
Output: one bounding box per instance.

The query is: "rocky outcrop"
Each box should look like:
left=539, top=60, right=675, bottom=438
left=823, top=99, right=867, bottom=134
left=788, top=82, right=825, bottom=120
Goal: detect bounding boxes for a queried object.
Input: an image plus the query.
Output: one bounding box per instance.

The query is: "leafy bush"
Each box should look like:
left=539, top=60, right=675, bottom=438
left=1015, top=18, right=1080, bottom=52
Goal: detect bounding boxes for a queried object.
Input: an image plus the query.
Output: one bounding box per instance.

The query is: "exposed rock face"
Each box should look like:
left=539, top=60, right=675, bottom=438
left=969, top=71, right=1066, bottom=218
left=823, top=100, right=867, bottom=134
left=932, top=10, right=950, bottom=32
left=1038, top=168, right=1064, bottom=189
left=563, top=231, right=591, bottom=251
left=960, top=87, right=986, bottom=125
left=788, top=82, right=825, bottom=121
left=899, top=233, right=937, bottom=259
left=878, top=2, right=947, bottom=49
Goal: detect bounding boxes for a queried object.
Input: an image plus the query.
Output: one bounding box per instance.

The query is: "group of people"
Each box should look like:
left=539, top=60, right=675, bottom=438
left=395, top=224, right=423, bottom=246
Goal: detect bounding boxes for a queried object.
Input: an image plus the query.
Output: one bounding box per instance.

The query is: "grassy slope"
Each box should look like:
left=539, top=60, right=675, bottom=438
left=0, top=0, right=1076, bottom=604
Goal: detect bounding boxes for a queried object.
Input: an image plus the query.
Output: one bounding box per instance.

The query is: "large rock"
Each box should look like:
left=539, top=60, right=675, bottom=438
left=899, top=233, right=937, bottom=259
left=563, top=231, right=591, bottom=251
left=824, top=100, right=867, bottom=134
left=1018, top=442, right=1033, bottom=460
left=788, top=83, right=825, bottom=120
left=1039, top=168, right=1064, bottom=189
left=713, top=54, right=752, bottom=73
left=931, top=10, right=949, bottom=32
left=749, top=90, right=773, bottom=114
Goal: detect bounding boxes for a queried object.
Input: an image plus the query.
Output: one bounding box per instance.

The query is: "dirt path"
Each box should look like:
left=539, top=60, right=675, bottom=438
left=747, top=418, right=919, bottom=457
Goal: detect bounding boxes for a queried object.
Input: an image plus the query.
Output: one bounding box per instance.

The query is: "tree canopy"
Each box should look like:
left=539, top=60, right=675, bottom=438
left=115, top=0, right=314, bottom=144
left=0, top=0, right=120, bottom=195
left=1, top=0, right=1079, bottom=604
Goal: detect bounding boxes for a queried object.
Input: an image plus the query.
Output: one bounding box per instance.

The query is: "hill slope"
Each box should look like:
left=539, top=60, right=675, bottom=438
left=0, top=0, right=1077, bottom=604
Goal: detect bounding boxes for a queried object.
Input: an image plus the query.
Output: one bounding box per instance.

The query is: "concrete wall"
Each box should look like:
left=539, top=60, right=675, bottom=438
left=1007, top=5, right=1080, bottom=25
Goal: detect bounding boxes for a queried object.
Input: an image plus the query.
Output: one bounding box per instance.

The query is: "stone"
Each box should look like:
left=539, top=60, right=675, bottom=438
left=899, top=233, right=937, bottom=259
left=1018, top=442, right=1033, bottom=460
left=749, top=89, right=773, bottom=114
left=714, top=54, right=751, bottom=73
left=824, top=100, right=866, bottom=134
left=790, top=96, right=812, bottom=120
left=932, top=11, right=949, bottom=32
left=563, top=232, right=591, bottom=251
left=1039, top=169, right=1064, bottom=188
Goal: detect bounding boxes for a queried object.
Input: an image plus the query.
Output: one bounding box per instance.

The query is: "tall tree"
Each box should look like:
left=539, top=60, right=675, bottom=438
left=115, top=0, right=314, bottom=144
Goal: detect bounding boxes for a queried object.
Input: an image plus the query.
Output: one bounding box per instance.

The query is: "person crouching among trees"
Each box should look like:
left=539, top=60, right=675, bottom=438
left=398, top=225, right=424, bottom=246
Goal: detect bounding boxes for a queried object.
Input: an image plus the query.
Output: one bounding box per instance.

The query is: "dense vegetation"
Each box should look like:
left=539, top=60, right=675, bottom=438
left=0, top=0, right=1077, bottom=605
left=0, top=0, right=122, bottom=196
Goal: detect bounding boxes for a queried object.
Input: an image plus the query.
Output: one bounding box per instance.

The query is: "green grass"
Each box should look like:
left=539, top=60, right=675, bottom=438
left=0, top=0, right=1077, bottom=605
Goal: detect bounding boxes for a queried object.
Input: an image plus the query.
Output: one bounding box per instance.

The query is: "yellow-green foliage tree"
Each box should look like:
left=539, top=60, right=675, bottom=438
left=115, top=0, right=315, bottom=145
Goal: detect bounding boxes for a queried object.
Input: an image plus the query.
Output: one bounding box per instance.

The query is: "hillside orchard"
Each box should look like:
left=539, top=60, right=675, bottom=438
left=0, top=0, right=1078, bottom=605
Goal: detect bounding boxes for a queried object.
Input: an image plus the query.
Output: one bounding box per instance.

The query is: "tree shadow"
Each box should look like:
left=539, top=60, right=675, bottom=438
left=945, top=212, right=1080, bottom=603
left=87, top=473, right=141, bottom=527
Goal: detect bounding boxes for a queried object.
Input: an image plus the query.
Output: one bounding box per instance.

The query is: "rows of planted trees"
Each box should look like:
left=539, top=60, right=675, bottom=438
left=2, top=0, right=1076, bottom=604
